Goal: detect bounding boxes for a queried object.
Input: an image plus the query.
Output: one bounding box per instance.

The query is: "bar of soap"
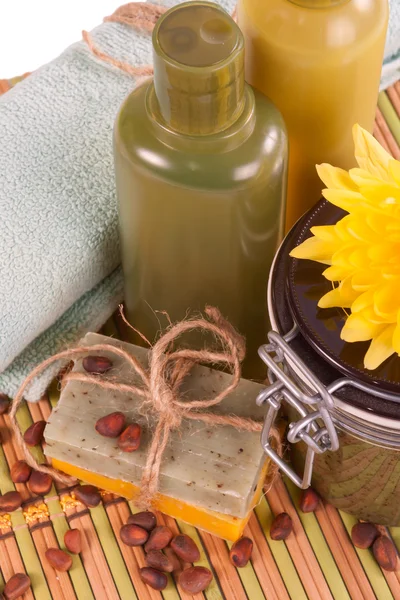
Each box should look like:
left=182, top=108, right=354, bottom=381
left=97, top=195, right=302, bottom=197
left=51, top=458, right=269, bottom=540
left=44, top=333, right=268, bottom=526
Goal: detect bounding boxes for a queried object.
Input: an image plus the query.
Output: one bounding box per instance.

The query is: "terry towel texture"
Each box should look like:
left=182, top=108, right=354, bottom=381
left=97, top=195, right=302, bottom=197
left=0, top=14, right=147, bottom=399
left=0, top=0, right=398, bottom=401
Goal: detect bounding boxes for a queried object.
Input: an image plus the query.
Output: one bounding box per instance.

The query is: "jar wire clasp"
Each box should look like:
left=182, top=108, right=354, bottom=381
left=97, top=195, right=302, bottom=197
left=256, top=326, right=339, bottom=489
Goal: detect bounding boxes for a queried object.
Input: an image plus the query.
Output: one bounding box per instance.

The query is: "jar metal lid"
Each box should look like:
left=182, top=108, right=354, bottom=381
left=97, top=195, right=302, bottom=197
left=267, top=198, right=400, bottom=422
left=288, top=200, right=400, bottom=394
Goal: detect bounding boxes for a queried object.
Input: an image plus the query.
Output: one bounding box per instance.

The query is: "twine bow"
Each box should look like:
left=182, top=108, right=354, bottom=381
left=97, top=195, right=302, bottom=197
left=118, top=306, right=263, bottom=506
left=9, top=307, right=282, bottom=506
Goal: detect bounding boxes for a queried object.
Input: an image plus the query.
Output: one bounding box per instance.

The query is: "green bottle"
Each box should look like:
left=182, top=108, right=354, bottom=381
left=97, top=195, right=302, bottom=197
left=114, top=1, right=287, bottom=379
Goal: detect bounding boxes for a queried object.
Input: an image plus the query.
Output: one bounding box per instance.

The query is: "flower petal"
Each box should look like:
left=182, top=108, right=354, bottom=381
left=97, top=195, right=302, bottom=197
left=318, top=278, right=358, bottom=308
left=366, top=212, right=391, bottom=234
left=323, top=265, right=353, bottom=281
left=374, top=284, right=400, bottom=320
left=290, top=236, right=335, bottom=264
left=349, top=168, right=382, bottom=188
left=357, top=306, right=387, bottom=324
left=353, top=124, right=393, bottom=181
left=348, top=248, right=370, bottom=269
left=351, top=289, right=375, bottom=313
left=392, top=319, right=400, bottom=354
left=310, top=225, right=338, bottom=242
left=341, top=313, right=385, bottom=342
left=352, top=270, right=379, bottom=292
left=334, top=218, right=356, bottom=242
left=359, top=184, right=400, bottom=207
left=332, top=245, right=358, bottom=267
left=368, top=243, right=396, bottom=262
left=316, top=164, right=358, bottom=191
left=389, top=159, right=400, bottom=186
left=351, top=225, right=377, bottom=245
left=364, top=324, right=396, bottom=369
left=322, top=189, right=365, bottom=212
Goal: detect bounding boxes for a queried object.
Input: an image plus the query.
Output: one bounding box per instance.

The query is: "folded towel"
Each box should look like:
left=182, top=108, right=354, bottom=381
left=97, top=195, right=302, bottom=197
left=0, top=14, right=147, bottom=399
left=0, top=0, right=398, bottom=402
left=0, top=268, right=123, bottom=401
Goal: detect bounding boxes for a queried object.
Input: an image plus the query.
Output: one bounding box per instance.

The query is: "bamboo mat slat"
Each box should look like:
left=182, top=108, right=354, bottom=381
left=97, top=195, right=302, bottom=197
left=284, top=479, right=351, bottom=600
left=379, top=89, right=400, bottom=147
left=0, top=74, right=399, bottom=599
left=254, top=496, right=308, bottom=599
left=245, top=514, right=291, bottom=600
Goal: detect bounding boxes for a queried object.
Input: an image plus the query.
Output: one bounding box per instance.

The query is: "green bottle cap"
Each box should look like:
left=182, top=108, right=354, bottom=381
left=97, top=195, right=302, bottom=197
left=152, top=1, right=245, bottom=135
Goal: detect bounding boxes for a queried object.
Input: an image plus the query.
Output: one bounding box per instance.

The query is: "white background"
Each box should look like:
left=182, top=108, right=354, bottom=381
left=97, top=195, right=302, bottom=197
left=0, top=0, right=127, bottom=78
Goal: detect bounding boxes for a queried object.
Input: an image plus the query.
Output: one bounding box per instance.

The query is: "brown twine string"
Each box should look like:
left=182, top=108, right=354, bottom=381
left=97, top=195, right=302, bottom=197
left=10, top=306, right=282, bottom=506
left=82, top=30, right=153, bottom=78
left=104, top=2, right=168, bottom=33
left=81, top=3, right=166, bottom=78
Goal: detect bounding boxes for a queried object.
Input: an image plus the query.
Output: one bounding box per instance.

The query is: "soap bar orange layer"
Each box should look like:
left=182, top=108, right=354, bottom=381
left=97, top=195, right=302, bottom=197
left=52, top=458, right=269, bottom=541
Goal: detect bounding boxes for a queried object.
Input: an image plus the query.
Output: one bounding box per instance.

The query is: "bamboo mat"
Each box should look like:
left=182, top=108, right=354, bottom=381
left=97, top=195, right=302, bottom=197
left=0, top=75, right=400, bottom=600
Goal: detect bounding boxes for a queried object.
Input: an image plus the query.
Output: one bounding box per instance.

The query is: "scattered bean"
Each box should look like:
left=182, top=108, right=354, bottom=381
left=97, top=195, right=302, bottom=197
left=10, top=461, right=32, bottom=484
left=373, top=536, right=398, bottom=571
left=64, top=529, right=82, bottom=554
left=270, top=512, right=293, bottom=541
left=229, top=537, right=253, bottom=568
left=351, top=523, right=379, bottom=549
left=140, top=567, right=168, bottom=591
left=0, top=394, right=10, bottom=415
left=28, top=471, right=53, bottom=496
left=179, top=566, right=213, bottom=593
left=299, top=488, right=319, bottom=513
left=74, top=485, right=101, bottom=508
left=120, top=524, right=149, bottom=547
left=3, top=573, right=31, bottom=600
left=95, top=412, right=126, bottom=438
left=145, top=526, right=173, bottom=552
left=171, top=534, right=200, bottom=563
left=45, top=548, right=73, bottom=572
left=82, top=356, right=113, bottom=374
left=146, top=550, right=174, bottom=572
left=127, top=511, right=156, bottom=531
left=118, top=423, right=141, bottom=452
left=164, top=547, right=182, bottom=573
left=0, top=492, right=22, bottom=514
left=23, top=421, right=46, bottom=447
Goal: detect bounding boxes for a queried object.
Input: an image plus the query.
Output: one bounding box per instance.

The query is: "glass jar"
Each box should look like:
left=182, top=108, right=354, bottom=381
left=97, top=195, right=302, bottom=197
left=259, top=198, right=400, bottom=525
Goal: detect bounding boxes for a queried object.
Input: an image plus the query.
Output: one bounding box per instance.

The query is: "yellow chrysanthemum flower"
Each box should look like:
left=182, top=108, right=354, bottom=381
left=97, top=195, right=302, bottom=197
left=290, top=124, right=400, bottom=370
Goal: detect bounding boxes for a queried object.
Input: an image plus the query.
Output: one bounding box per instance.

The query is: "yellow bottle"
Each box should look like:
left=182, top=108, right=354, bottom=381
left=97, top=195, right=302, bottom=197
left=237, top=0, right=388, bottom=230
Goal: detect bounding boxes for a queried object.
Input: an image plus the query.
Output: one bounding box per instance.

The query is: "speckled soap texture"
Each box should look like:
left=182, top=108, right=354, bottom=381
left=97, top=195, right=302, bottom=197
left=44, top=333, right=267, bottom=517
